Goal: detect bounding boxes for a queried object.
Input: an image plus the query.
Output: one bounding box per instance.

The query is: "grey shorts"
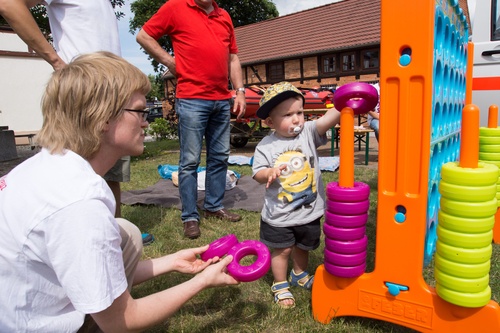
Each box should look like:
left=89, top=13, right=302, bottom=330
left=103, top=156, right=130, bottom=182
left=259, top=217, right=321, bottom=251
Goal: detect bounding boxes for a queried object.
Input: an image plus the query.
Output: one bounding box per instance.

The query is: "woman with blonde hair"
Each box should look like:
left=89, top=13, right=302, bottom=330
left=0, top=52, right=238, bottom=332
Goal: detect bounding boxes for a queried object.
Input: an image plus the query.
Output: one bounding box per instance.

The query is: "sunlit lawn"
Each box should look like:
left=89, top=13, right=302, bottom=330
left=122, top=139, right=499, bottom=333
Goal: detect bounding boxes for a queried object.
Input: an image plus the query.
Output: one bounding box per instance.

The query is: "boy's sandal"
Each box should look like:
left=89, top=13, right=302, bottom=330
left=271, top=281, right=296, bottom=309
left=288, top=270, right=314, bottom=290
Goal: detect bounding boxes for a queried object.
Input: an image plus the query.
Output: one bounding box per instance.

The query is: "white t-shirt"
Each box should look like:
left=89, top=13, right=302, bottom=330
left=44, top=0, right=121, bottom=63
left=0, top=149, right=127, bottom=332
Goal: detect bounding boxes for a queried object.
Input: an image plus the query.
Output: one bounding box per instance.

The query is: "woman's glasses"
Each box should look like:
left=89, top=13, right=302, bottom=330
left=124, top=108, right=149, bottom=121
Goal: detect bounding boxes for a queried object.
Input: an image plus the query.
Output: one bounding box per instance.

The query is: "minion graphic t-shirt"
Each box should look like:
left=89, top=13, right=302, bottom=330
left=252, top=121, right=328, bottom=227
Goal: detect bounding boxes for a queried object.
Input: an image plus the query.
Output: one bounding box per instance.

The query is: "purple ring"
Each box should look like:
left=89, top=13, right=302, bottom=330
left=333, top=82, right=378, bottom=115
left=324, top=248, right=367, bottom=266
left=324, top=261, right=366, bottom=278
left=200, top=234, right=239, bottom=261
left=324, top=210, right=368, bottom=228
left=326, top=182, right=370, bottom=202
left=227, top=240, right=271, bottom=282
left=325, top=199, right=370, bottom=215
left=323, top=223, right=366, bottom=241
left=325, top=235, right=368, bottom=254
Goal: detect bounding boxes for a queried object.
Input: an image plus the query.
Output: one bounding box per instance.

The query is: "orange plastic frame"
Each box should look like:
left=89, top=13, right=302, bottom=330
left=311, top=1, right=500, bottom=331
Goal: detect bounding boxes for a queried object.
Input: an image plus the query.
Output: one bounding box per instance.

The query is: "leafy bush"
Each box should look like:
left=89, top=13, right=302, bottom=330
left=148, top=118, right=178, bottom=140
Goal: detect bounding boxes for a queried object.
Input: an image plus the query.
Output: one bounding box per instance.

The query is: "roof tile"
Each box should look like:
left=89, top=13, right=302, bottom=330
left=235, top=0, right=381, bottom=65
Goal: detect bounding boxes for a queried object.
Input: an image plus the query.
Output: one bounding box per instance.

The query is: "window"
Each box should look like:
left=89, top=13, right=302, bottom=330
left=341, top=52, right=356, bottom=72
left=268, top=62, right=284, bottom=83
left=321, top=55, right=336, bottom=74
left=361, top=50, right=380, bottom=69
left=494, top=0, right=500, bottom=40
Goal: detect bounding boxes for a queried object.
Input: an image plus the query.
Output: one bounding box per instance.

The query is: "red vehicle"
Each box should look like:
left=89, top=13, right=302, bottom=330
left=229, top=85, right=333, bottom=147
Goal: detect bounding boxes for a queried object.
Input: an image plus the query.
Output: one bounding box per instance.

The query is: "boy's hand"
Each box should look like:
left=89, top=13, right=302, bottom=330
left=266, top=165, right=287, bottom=188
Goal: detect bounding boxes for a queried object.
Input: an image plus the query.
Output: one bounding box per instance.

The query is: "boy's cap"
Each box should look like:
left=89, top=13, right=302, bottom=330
left=256, top=81, right=305, bottom=119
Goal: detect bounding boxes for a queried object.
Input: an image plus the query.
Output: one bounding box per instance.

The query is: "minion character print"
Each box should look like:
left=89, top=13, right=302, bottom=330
left=275, top=149, right=317, bottom=210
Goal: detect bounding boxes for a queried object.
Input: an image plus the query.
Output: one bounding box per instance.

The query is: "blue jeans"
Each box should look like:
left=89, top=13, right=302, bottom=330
left=175, top=98, right=231, bottom=223
left=369, top=119, right=379, bottom=142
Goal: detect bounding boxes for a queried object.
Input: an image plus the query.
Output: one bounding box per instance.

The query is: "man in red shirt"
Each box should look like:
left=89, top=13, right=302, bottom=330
left=137, top=0, right=246, bottom=239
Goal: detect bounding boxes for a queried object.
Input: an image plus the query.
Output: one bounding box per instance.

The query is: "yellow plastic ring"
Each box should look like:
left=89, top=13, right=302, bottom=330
left=480, top=144, right=500, bottom=153
left=436, top=284, right=491, bottom=308
left=437, top=225, right=493, bottom=249
left=479, top=160, right=500, bottom=169
left=479, top=152, right=500, bottom=161
left=479, top=127, right=500, bottom=137
left=436, top=242, right=492, bottom=264
left=440, top=197, right=498, bottom=218
left=480, top=136, right=500, bottom=145
left=439, top=181, right=496, bottom=202
left=438, top=211, right=495, bottom=233
left=435, top=267, right=489, bottom=293
left=441, top=162, right=499, bottom=186
left=435, top=253, right=490, bottom=279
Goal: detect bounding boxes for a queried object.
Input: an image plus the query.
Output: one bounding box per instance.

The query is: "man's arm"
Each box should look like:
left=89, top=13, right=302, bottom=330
left=229, top=53, right=246, bottom=119
left=136, top=28, right=176, bottom=75
left=0, top=0, right=66, bottom=70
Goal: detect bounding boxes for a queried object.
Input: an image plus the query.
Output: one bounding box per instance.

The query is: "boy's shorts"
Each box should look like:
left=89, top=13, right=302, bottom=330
left=103, top=156, right=131, bottom=182
left=260, top=217, right=321, bottom=251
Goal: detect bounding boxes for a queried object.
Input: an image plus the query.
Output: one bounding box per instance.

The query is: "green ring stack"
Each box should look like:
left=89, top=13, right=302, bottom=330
left=436, top=161, right=498, bottom=307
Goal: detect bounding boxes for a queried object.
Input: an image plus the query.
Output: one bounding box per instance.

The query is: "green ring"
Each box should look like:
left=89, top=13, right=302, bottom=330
left=440, top=197, right=498, bottom=218
left=435, top=267, right=489, bottom=293
left=479, top=160, right=500, bottom=169
left=480, top=144, right=500, bottom=153
left=438, top=211, right=495, bottom=233
left=441, top=162, right=499, bottom=186
left=435, top=253, right=490, bottom=278
left=437, top=225, right=493, bottom=249
left=436, top=284, right=491, bottom=308
left=480, top=136, right=500, bottom=144
left=480, top=127, right=500, bottom=137
left=439, top=181, right=496, bottom=202
left=437, top=242, right=492, bottom=264
left=479, top=152, right=500, bottom=161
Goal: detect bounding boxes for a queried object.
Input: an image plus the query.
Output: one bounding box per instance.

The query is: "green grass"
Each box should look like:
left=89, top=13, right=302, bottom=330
left=123, top=140, right=499, bottom=333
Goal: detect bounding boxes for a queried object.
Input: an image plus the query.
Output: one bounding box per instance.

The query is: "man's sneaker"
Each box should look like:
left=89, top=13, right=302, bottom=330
left=142, top=232, right=154, bottom=246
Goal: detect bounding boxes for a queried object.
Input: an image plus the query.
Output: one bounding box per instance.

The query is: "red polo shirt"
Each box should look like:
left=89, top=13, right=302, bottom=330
left=143, top=0, right=238, bottom=100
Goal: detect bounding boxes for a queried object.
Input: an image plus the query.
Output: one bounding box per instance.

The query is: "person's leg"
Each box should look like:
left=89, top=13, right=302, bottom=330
left=288, top=218, right=321, bottom=290
left=105, top=157, right=153, bottom=245
left=176, top=98, right=211, bottom=236
left=271, top=247, right=292, bottom=282
left=116, top=217, right=143, bottom=291
left=203, top=99, right=231, bottom=212
left=291, top=247, right=309, bottom=274
left=106, top=180, right=121, bottom=217
left=260, top=220, right=296, bottom=308
left=77, top=218, right=142, bottom=333
left=370, top=118, right=379, bottom=142
left=202, top=99, right=241, bottom=221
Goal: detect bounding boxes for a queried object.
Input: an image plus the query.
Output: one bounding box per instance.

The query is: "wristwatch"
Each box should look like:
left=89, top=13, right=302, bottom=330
left=236, top=87, right=246, bottom=94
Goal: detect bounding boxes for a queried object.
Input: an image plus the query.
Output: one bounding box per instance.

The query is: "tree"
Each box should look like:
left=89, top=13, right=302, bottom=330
left=147, top=74, right=165, bottom=102
left=129, top=0, right=279, bottom=72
